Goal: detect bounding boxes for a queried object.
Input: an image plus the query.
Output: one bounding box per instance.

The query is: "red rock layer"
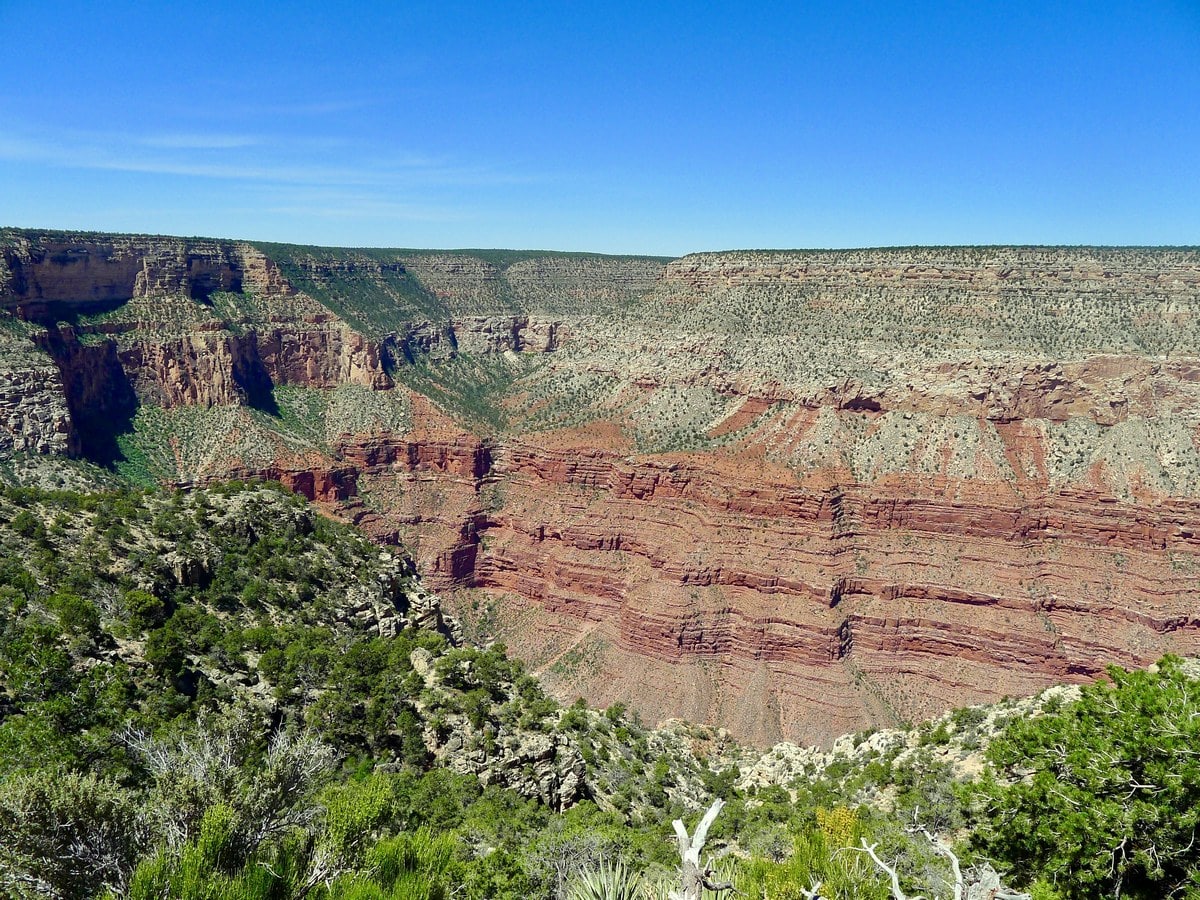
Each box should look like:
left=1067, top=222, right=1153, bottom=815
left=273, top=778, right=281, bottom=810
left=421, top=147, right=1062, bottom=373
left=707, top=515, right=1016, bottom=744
left=199, top=389, right=1200, bottom=747
left=8, top=234, right=1200, bottom=747
left=202, top=464, right=360, bottom=504
left=350, top=436, right=1200, bottom=746
left=334, top=395, right=495, bottom=583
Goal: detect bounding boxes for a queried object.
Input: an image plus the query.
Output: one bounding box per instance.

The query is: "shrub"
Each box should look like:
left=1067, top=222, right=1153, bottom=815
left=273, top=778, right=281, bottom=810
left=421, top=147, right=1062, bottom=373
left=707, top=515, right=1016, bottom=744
left=0, top=769, right=147, bottom=898
left=567, top=860, right=642, bottom=900
left=971, top=656, right=1200, bottom=898
left=125, top=590, right=167, bottom=632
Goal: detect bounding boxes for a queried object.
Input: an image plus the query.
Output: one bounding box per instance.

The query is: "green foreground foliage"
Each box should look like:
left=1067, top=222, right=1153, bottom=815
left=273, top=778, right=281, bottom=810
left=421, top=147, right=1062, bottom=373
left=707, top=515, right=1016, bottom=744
left=971, top=657, right=1200, bottom=899
left=0, top=477, right=1196, bottom=899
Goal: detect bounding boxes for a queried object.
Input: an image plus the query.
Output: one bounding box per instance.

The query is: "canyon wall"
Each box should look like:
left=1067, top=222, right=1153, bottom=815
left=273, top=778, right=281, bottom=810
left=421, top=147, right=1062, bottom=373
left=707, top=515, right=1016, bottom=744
left=3, top=228, right=1200, bottom=745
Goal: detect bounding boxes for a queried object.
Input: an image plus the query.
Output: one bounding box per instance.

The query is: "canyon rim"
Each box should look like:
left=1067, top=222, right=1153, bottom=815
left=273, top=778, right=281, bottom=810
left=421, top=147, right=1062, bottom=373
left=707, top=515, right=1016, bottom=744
left=4, top=227, right=1200, bottom=746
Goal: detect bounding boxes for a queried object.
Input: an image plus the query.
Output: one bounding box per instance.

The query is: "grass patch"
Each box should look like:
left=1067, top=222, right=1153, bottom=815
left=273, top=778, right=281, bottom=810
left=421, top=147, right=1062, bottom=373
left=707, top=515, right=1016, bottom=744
left=394, top=353, right=540, bottom=434
left=250, top=243, right=448, bottom=336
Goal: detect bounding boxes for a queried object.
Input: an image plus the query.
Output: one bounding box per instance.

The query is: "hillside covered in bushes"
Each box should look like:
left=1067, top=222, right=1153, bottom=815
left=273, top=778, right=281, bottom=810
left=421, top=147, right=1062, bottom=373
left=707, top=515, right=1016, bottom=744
left=0, top=474, right=1196, bottom=899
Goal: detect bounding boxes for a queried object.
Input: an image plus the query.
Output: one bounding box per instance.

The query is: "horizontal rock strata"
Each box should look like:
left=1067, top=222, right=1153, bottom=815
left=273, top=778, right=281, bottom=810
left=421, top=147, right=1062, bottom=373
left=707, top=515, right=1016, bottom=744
left=3, top=230, right=1200, bottom=745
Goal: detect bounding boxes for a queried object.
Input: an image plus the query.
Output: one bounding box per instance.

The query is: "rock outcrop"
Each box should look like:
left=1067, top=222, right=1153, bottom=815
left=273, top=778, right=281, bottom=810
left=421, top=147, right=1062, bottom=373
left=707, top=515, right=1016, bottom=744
left=0, top=330, right=75, bottom=455
left=0, top=234, right=275, bottom=311
left=3, top=228, right=1200, bottom=746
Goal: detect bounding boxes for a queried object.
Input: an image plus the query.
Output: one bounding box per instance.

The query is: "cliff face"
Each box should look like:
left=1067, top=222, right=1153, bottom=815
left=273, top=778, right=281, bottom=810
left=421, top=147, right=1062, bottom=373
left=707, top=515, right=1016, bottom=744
left=0, top=329, right=75, bottom=456
left=452, top=444, right=1200, bottom=744
left=3, top=228, right=1200, bottom=745
left=113, top=324, right=393, bottom=407
left=0, top=233, right=648, bottom=450
left=0, top=234, right=262, bottom=308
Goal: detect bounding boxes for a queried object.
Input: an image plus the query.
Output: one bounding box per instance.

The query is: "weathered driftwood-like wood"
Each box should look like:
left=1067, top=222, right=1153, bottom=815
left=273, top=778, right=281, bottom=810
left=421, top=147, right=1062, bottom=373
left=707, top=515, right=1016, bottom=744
left=859, top=823, right=1031, bottom=900
left=670, top=798, right=737, bottom=900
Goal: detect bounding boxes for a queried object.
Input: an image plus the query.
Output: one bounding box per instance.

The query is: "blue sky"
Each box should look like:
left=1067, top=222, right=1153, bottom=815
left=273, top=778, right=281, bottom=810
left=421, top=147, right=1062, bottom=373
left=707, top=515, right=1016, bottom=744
left=1, top=1, right=1198, bottom=254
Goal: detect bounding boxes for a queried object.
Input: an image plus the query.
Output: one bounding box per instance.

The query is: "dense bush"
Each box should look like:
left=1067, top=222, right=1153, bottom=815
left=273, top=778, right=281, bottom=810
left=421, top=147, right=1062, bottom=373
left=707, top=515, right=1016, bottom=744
left=971, top=656, right=1200, bottom=899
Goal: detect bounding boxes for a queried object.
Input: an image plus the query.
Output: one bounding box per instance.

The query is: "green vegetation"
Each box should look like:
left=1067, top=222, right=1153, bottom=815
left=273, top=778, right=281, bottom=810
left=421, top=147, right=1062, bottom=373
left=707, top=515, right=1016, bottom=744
left=250, top=241, right=666, bottom=329
left=0, top=475, right=1195, bottom=899
left=0, top=480, right=435, bottom=773
left=392, top=248, right=669, bottom=269
left=111, top=384, right=413, bottom=485
left=393, top=352, right=540, bottom=433
left=249, top=243, right=448, bottom=337
left=0, top=478, right=958, bottom=899
left=970, top=657, right=1200, bottom=899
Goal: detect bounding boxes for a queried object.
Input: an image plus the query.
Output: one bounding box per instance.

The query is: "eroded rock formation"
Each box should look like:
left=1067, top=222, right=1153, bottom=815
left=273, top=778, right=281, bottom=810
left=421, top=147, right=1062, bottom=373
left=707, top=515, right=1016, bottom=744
left=3, top=228, right=1200, bottom=745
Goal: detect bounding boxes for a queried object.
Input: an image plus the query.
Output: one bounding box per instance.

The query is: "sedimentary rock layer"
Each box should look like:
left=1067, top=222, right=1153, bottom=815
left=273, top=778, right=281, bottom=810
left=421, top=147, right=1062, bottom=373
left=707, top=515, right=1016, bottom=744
left=331, top=423, right=1198, bottom=744
left=3, top=229, right=1200, bottom=745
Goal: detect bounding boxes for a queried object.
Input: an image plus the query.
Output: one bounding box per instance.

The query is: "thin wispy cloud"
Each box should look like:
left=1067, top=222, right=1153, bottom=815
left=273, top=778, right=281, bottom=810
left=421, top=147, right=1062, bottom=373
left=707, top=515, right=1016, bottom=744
left=138, top=133, right=262, bottom=150
left=0, top=134, right=373, bottom=184
left=260, top=199, right=469, bottom=223
left=0, top=128, right=545, bottom=189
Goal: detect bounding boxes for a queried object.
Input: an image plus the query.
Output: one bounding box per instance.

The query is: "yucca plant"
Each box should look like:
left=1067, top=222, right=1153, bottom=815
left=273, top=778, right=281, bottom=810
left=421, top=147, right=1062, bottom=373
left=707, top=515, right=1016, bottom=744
left=568, top=860, right=644, bottom=900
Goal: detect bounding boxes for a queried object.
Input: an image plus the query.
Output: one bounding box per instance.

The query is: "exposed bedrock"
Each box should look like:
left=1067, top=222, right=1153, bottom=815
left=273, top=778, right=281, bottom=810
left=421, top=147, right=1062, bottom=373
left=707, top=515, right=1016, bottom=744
left=378, top=441, right=1200, bottom=745
left=395, top=316, right=571, bottom=358
left=286, top=411, right=1200, bottom=744
left=0, top=339, right=76, bottom=456
left=689, top=357, right=1200, bottom=426
left=200, top=463, right=361, bottom=504
left=33, top=327, right=136, bottom=464
left=116, top=325, right=392, bottom=407
left=5, top=232, right=1200, bottom=746
left=0, top=235, right=292, bottom=313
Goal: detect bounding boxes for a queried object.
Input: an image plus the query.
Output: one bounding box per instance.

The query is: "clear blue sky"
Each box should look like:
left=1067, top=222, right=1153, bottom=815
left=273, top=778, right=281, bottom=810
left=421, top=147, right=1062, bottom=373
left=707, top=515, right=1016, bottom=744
left=2, top=1, right=1198, bottom=254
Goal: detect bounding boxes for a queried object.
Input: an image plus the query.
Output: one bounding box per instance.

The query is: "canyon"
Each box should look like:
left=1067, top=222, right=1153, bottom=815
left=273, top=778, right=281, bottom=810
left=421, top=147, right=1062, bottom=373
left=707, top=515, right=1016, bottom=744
left=3, top=227, right=1200, bottom=745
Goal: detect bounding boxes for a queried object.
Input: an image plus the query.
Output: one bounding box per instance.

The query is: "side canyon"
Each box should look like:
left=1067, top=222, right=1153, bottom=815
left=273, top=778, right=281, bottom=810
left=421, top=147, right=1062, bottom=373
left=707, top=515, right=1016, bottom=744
left=4, top=227, right=1200, bottom=745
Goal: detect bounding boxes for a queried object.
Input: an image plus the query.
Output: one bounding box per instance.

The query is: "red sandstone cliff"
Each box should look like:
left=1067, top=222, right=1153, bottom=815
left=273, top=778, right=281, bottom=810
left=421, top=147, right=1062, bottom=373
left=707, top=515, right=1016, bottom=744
left=3, top=230, right=1200, bottom=745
